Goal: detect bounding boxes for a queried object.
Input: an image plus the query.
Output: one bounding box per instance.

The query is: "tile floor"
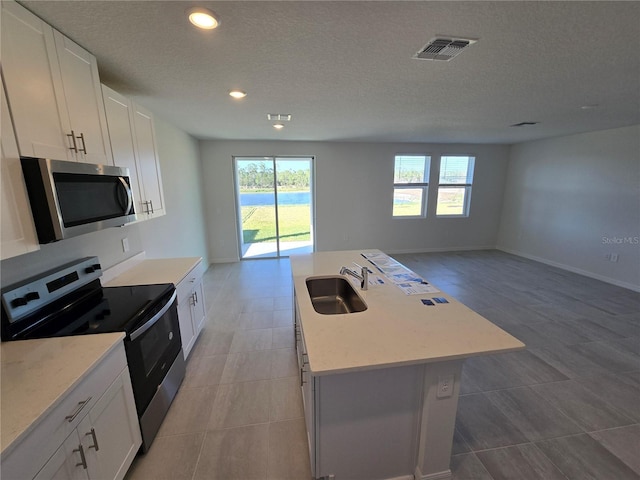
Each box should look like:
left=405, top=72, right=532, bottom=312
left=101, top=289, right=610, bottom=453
left=125, top=250, right=640, bottom=480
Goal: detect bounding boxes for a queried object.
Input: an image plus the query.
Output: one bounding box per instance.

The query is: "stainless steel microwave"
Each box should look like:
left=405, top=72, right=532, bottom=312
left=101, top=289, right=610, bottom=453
left=21, top=157, right=137, bottom=243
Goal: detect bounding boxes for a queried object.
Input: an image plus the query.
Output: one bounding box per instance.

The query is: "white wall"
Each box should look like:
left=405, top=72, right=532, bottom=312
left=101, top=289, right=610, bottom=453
left=136, top=117, right=209, bottom=261
left=200, top=140, right=510, bottom=262
left=497, top=125, right=640, bottom=290
left=1, top=118, right=208, bottom=287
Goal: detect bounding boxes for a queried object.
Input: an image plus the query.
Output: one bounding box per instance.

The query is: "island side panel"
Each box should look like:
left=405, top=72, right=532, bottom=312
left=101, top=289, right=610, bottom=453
left=316, top=365, right=424, bottom=480
left=415, top=359, right=464, bottom=480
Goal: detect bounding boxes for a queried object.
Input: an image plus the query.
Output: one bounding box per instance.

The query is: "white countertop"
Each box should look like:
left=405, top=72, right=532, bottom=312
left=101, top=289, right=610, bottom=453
left=290, top=250, right=525, bottom=375
left=104, top=257, right=202, bottom=287
left=0, top=333, right=125, bottom=455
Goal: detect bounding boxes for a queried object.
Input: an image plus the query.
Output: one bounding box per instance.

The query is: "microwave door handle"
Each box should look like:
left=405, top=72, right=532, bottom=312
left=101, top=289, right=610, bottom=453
left=117, top=177, right=134, bottom=214
left=129, top=290, right=177, bottom=341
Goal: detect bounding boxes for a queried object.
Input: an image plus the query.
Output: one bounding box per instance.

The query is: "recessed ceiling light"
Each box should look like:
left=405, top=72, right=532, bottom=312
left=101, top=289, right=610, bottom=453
left=229, top=90, right=247, bottom=99
left=273, top=123, right=285, bottom=130
left=580, top=104, right=599, bottom=110
left=186, top=7, right=219, bottom=30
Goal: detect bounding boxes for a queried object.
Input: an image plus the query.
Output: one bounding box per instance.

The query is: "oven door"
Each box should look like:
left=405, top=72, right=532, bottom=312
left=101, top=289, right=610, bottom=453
left=126, top=290, right=181, bottom=416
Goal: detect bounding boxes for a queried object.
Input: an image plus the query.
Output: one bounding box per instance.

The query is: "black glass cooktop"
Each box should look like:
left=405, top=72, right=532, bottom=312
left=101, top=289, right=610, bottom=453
left=14, top=280, right=174, bottom=340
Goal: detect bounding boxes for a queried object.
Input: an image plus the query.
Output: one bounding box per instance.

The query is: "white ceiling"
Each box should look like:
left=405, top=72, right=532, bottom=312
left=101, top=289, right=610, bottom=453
left=19, top=1, right=640, bottom=144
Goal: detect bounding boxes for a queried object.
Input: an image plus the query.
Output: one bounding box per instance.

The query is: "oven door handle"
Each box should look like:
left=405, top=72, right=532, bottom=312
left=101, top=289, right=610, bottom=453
left=129, top=290, right=177, bottom=341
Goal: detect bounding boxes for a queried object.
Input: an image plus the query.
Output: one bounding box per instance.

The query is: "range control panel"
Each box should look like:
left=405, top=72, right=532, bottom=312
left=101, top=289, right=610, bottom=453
left=1, top=257, right=102, bottom=323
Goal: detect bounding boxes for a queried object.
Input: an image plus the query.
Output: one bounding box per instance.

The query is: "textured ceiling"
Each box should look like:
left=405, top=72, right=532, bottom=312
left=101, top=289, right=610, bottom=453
left=18, top=1, right=640, bottom=144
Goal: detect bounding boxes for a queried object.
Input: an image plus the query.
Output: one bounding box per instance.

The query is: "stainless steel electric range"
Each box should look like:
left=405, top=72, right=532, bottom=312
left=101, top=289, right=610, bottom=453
left=1, top=257, right=185, bottom=452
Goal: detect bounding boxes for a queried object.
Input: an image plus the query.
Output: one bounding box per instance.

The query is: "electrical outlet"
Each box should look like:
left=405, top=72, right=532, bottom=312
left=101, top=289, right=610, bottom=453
left=437, top=374, right=454, bottom=398
left=121, top=237, right=130, bottom=253
left=610, top=253, right=619, bottom=262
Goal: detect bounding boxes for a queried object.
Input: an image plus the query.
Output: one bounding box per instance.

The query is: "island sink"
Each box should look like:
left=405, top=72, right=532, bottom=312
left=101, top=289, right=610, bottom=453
left=305, top=276, right=367, bottom=315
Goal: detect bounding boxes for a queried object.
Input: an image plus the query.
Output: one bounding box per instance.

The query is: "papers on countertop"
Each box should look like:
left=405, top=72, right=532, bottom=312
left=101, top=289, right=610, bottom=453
left=396, top=282, right=440, bottom=295
left=361, top=252, right=439, bottom=295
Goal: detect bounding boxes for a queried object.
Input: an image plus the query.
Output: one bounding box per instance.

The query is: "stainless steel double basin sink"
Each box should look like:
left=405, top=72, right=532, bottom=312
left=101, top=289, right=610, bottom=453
left=305, top=276, right=367, bottom=315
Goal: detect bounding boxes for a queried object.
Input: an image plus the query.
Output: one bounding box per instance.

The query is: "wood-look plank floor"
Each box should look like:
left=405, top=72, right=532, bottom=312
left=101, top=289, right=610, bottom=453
left=397, top=250, right=640, bottom=480
left=125, top=250, right=640, bottom=480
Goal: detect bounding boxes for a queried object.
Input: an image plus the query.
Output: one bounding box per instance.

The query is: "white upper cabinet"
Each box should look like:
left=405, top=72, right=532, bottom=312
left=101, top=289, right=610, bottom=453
left=53, top=31, right=112, bottom=165
left=102, top=85, right=166, bottom=219
left=1, top=0, right=71, bottom=161
left=101, top=86, right=143, bottom=214
left=1, top=0, right=113, bottom=165
left=1, top=78, right=40, bottom=260
left=131, top=104, right=165, bottom=217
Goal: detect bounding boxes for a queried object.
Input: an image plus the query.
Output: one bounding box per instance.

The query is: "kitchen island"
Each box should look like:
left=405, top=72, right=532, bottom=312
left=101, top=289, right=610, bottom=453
left=290, top=250, right=525, bottom=480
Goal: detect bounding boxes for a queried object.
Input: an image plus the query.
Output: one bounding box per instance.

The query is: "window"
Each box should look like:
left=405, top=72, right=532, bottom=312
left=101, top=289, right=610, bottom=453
left=392, top=155, right=430, bottom=217
left=436, top=156, right=475, bottom=216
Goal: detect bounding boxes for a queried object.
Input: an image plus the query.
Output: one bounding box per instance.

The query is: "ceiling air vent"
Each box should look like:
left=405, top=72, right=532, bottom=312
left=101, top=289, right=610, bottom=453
left=267, top=113, right=292, bottom=121
left=413, top=36, right=477, bottom=61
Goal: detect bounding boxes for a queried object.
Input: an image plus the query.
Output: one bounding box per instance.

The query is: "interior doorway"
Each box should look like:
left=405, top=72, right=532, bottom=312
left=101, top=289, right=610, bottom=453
left=234, top=156, right=314, bottom=259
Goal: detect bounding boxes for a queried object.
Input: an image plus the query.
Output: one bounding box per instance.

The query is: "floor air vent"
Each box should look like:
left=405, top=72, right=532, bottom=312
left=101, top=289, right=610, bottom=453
left=413, top=37, right=477, bottom=61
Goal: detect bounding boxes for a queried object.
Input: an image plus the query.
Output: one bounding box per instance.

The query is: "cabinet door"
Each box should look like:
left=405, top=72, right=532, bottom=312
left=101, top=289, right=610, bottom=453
left=1, top=78, right=40, bottom=259
left=300, top=334, right=316, bottom=475
left=178, top=295, right=197, bottom=359
left=34, top=430, right=89, bottom=480
left=53, top=30, right=112, bottom=166
left=131, top=104, right=165, bottom=216
left=102, top=85, right=144, bottom=214
left=79, top=370, right=141, bottom=480
left=191, top=280, right=207, bottom=336
left=1, top=0, right=72, bottom=160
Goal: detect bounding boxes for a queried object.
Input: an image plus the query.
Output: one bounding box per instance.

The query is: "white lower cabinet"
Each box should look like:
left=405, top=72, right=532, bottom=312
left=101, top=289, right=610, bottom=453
left=33, top=430, right=86, bottom=480
left=76, top=371, right=140, bottom=480
left=176, top=263, right=206, bottom=359
left=34, top=370, right=139, bottom=480
left=2, top=343, right=141, bottom=480
left=294, top=298, right=316, bottom=473
left=295, top=293, right=427, bottom=480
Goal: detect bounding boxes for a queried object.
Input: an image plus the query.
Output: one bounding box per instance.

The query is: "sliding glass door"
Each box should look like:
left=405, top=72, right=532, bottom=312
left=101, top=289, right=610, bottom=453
left=234, top=156, right=314, bottom=258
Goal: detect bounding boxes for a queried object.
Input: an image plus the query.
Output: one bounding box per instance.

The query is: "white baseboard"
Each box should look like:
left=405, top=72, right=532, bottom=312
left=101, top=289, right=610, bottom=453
left=497, top=246, right=640, bottom=292
left=385, top=245, right=495, bottom=255
left=414, top=466, right=452, bottom=480
left=209, top=257, right=240, bottom=264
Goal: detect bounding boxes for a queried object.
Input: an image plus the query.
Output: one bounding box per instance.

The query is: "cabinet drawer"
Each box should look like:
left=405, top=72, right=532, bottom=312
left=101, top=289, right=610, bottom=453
left=175, top=261, right=204, bottom=304
left=1, top=343, right=127, bottom=480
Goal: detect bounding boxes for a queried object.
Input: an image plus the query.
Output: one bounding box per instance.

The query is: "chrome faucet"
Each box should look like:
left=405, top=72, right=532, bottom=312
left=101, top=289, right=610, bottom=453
left=340, top=264, right=368, bottom=290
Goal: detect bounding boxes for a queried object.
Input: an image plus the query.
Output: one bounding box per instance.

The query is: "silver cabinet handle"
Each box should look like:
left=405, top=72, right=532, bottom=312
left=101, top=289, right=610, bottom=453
left=142, top=200, right=154, bottom=214
left=67, top=130, right=78, bottom=152
left=194, top=291, right=198, bottom=304
left=76, top=132, right=87, bottom=154
left=85, top=427, right=100, bottom=451
left=73, top=444, right=88, bottom=469
left=65, top=397, right=92, bottom=423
